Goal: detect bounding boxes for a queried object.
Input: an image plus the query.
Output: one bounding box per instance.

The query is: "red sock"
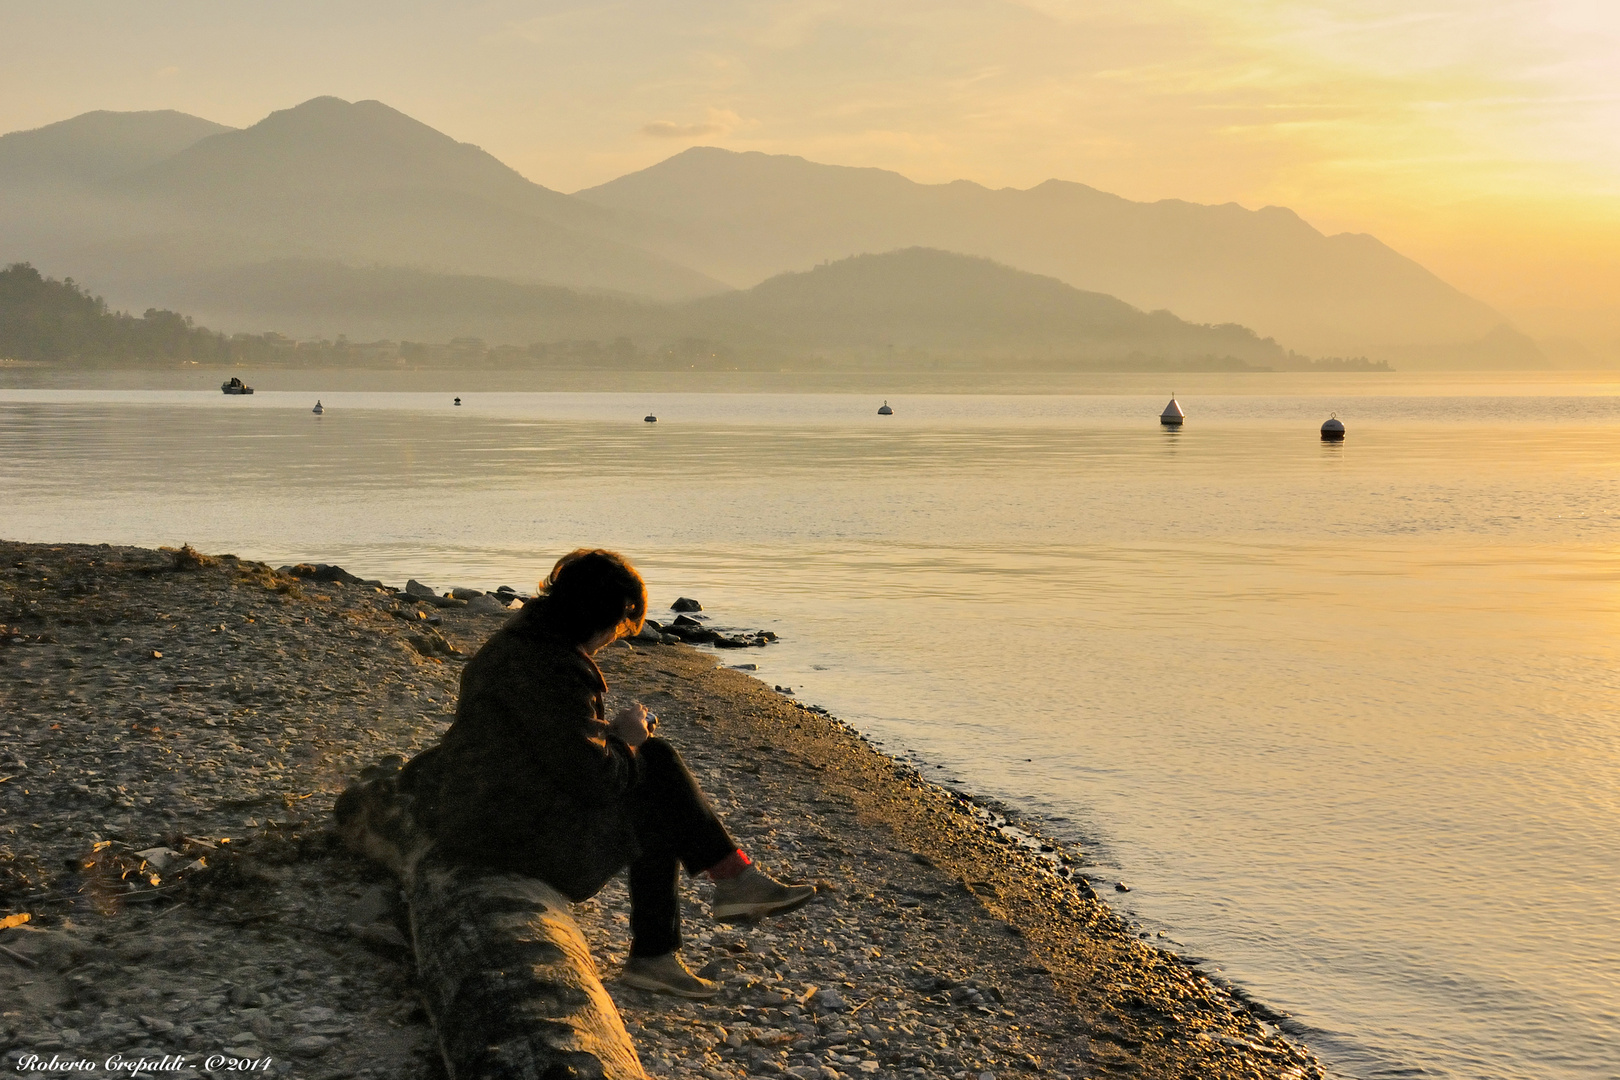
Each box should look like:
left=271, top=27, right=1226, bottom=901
left=705, top=849, right=752, bottom=880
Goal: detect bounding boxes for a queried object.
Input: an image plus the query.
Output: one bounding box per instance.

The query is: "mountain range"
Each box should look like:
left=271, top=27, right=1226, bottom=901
left=580, top=149, right=1528, bottom=365
left=0, top=96, right=1545, bottom=368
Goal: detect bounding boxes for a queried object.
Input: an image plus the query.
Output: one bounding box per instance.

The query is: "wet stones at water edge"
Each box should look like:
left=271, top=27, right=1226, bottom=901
left=647, top=614, right=778, bottom=650
left=280, top=564, right=523, bottom=616
left=395, top=579, right=517, bottom=613
left=403, top=579, right=464, bottom=609
left=279, top=563, right=382, bottom=587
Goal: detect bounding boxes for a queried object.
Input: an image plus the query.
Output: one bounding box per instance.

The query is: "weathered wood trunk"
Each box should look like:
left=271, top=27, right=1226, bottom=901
left=335, top=761, right=647, bottom=1080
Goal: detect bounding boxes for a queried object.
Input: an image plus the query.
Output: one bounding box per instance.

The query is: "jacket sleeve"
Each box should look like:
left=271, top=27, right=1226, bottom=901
left=487, top=664, right=642, bottom=806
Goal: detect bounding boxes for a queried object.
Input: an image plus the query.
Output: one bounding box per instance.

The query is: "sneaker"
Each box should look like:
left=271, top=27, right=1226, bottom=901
left=712, top=865, right=817, bottom=922
left=620, top=953, right=720, bottom=999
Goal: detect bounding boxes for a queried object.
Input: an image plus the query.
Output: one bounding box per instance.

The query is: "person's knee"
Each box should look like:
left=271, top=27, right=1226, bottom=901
left=638, top=735, right=679, bottom=767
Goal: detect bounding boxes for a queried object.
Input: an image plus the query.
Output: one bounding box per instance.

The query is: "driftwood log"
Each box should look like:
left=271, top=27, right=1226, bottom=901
left=334, top=759, right=647, bottom=1080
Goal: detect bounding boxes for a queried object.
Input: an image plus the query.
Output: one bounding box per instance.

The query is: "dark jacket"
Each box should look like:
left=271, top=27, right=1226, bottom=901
left=402, top=600, right=643, bottom=901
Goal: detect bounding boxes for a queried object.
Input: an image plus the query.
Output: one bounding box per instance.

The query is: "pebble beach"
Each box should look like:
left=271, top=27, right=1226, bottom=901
left=0, top=539, right=1327, bottom=1080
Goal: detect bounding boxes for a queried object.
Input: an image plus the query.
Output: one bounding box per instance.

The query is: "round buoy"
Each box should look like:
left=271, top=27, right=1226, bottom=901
left=1160, top=395, right=1184, bottom=426
left=878, top=400, right=893, bottom=415
left=1321, top=414, right=1345, bottom=441
left=644, top=415, right=657, bottom=423
left=453, top=397, right=461, bottom=406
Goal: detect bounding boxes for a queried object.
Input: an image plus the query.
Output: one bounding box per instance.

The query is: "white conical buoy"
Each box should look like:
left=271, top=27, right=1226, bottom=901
left=878, top=400, right=893, bottom=415
left=1160, top=395, right=1184, bottom=426
left=312, top=400, right=324, bottom=415
left=1321, top=414, right=1345, bottom=441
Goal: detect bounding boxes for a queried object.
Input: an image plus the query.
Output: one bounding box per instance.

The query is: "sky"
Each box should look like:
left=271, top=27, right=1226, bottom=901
left=3, top=0, right=1617, bottom=350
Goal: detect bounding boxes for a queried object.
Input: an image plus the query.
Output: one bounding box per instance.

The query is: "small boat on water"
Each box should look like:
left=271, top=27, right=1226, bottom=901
left=878, top=401, right=893, bottom=415
left=221, top=377, right=254, bottom=395
left=312, top=400, right=324, bottom=415
left=1160, top=395, right=1184, bottom=426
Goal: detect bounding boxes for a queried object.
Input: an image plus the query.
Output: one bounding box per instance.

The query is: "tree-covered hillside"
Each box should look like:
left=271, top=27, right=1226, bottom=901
left=0, top=262, right=246, bottom=363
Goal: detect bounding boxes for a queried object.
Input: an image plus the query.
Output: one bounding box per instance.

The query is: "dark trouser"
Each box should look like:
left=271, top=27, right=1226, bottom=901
left=626, top=737, right=738, bottom=957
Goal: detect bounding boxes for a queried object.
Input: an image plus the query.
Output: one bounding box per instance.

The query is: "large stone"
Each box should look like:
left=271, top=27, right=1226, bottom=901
left=285, top=563, right=367, bottom=585
left=289, top=1035, right=334, bottom=1058
left=404, top=581, right=467, bottom=609
left=466, top=594, right=511, bottom=615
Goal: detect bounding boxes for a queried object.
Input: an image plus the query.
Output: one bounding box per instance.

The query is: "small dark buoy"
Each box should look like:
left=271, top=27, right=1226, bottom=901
left=1160, top=395, right=1184, bottom=426
left=1321, top=414, right=1345, bottom=441
left=644, top=414, right=657, bottom=423
left=453, top=397, right=461, bottom=406
left=311, top=400, right=324, bottom=415
left=1115, top=882, right=1131, bottom=893
left=878, top=400, right=893, bottom=415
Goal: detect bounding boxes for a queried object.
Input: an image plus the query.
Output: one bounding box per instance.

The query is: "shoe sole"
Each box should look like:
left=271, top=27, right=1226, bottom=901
left=713, top=888, right=817, bottom=923
left=619, top=971, right=721, bottom=999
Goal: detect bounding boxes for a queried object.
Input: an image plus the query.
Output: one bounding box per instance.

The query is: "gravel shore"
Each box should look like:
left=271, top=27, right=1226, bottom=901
left=1, top=540, right=1327, bottom=1080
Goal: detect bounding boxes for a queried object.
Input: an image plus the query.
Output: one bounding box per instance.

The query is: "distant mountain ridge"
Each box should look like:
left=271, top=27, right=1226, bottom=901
left=0, top=98, right=725, bottom=304
left=578, top=147, right=1531, bottom=365
left=5, top=252, right=1321, bottom=372
left=0, top=97, right=1543, bottom=368
left=152, top=259, right=681, bottom=345
left=0, top=110, right=232, bottom=184
left=688, top=248, right=1292, bottom=365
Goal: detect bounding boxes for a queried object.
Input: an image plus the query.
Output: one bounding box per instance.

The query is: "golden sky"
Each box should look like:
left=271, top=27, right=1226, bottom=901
left=3, top=1, right=1617, bottom=347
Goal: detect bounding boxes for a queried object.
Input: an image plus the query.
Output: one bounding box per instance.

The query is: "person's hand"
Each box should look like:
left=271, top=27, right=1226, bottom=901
left=610, top=702, right=652, bottom=748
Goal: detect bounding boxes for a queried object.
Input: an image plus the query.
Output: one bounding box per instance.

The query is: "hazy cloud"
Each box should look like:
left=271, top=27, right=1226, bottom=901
left=641, top=120, right=725, bottom=138
left=640, top=107, right=743, bottom=140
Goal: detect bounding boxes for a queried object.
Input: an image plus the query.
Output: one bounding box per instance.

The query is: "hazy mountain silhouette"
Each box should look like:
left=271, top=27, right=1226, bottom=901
left=134, top=249, right=1300, bottom=369
left=156, top=259, right=683, bottom=344
left=0, top=98, right=725, bottom=304
left=687, top=248, right=1289, bottom=364
left=579, top=147, right=1535, bottom=365
left=0, top=110, right=232, bottom=185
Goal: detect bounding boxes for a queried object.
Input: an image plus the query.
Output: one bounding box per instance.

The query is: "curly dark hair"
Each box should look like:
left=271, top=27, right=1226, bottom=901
left=536, top=549, right=648, bottom=646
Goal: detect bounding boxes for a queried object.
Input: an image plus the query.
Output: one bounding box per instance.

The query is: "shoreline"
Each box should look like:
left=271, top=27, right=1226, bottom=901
left=12, top=363, right=1616, bottom=400
left=1, top=539, right=1327, bottom=1079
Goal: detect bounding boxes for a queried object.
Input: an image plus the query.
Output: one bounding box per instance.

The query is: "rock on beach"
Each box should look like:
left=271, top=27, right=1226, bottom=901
left=0, top=540, right=1324, bottom=1080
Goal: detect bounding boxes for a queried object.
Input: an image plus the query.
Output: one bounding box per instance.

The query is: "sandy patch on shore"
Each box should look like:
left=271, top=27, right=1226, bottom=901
left=0, top=541, right=1324, bottom=1079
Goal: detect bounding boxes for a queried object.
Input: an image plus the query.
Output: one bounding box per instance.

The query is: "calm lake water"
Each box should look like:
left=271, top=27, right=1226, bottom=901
left=2, top=379, right=1617, bottom=1080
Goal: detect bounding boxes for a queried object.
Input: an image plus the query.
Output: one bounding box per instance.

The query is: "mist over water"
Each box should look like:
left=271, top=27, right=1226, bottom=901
left=3, top=382, right=1617, bottom=1080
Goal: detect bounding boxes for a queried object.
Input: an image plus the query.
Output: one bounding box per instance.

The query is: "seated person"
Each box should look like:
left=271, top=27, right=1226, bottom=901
left=402, top=548, right=813, bottom=997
